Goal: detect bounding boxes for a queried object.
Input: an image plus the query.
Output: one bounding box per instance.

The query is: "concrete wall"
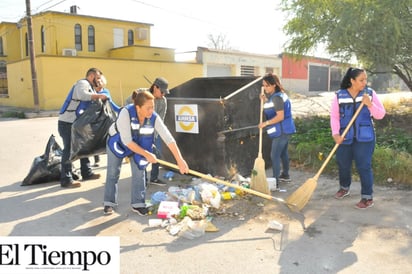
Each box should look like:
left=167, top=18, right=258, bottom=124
left=1, top=56, right=202, bottom=110
left=197, top=48, right=282, bottom=77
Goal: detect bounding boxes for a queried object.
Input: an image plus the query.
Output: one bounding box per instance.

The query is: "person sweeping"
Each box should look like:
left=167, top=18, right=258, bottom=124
left=258, top=73, right=296, bottom=186
left=331, top=67, right=386, bottom=209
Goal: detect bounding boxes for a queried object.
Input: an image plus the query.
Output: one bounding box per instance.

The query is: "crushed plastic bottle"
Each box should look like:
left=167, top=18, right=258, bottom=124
left=163, top=171, right=175, bottom=181
left=221, top=192, right=236, bottom=200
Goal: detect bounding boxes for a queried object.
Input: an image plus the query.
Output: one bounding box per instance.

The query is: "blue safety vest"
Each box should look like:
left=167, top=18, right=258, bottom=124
left=337, top=87, right=374, bottom=144
left=59, top=81, right=93, bottom=117
left=108, top=104, right=157, bottom=169
left=263, top=92, right=296, bottom=138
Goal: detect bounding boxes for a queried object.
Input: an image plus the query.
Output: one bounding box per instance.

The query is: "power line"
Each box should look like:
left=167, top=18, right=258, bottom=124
left=129, top=0, right=222, bottom=28
left=33, top=0, right=68, bottom=14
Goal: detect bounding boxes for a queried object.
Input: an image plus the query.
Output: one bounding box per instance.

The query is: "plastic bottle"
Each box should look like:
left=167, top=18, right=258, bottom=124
left=163, top=171, right=174, bottom=181
left=221, top=192, right=236, bottom=200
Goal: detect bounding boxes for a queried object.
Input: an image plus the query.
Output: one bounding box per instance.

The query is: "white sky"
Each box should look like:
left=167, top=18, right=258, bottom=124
left=0, top=0, right=288, bottom=54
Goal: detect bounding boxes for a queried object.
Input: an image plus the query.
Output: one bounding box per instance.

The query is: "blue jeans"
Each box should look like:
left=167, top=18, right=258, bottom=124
left=103, top=143, right=147, bottom=208
left=58, top=120, right=92, bottom=184
left=150, top=136, right=162, bottom=181
left=270, top=134, right=291, bottom=180
left=336, top=138, right=375, bottom=199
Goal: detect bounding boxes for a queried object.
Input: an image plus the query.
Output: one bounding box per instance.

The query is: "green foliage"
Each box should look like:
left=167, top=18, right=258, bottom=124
left=280, top=0, right=412, bottom=91
left=290, top=115, right=412, bottom=186
left=375, top=113, right=412, bottom=154
left=373, top=146, right=412, bottom=186
left=1, top=111, right=26, bottom=118
left=290, top=116, right=337, bottom=174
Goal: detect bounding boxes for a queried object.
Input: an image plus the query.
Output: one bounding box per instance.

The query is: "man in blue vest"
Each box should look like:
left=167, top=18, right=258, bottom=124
left=58, top=68, right=108, bottom=188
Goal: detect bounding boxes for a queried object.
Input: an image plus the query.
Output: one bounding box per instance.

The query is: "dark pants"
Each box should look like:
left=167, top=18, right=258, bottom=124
left=150, top=136, right=162, bottom=181
left=270, top=134, right=291, bottom=181
left=336, top=138, right=375, bottom=199
left=58, top=120, right=92, bottom=185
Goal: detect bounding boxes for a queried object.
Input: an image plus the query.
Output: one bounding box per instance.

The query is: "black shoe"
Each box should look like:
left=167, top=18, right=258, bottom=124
left=72, top=172, right=80, bottom=181
left=279, top=174, right=291, bottom=183
left=104, top=206, right=114, bottom=215
left=150, top=179, right=167, bottom=186
left=61, top=181, right=81, bottom=188
left=82, top=173, right=101, bottom=181
left=132, top=207, right=148, bottom=216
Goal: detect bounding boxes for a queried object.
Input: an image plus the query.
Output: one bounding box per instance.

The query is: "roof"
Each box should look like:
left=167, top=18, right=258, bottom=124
left=21, top=10, right=154, bottom=27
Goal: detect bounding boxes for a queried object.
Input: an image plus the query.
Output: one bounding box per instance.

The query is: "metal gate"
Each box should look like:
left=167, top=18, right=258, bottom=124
left=309, top=65, right=329, bottom=92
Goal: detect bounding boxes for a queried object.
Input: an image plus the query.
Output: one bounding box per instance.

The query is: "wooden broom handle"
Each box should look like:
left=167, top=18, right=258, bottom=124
left=157, top=159, right=277, bottom=201
left=313, top=102, right=365, bottom=180
left=258, top=87, right=264, bottom=157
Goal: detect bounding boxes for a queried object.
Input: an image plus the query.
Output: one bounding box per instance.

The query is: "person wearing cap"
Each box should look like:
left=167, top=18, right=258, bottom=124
left=148, top=77, right=170, bottom=186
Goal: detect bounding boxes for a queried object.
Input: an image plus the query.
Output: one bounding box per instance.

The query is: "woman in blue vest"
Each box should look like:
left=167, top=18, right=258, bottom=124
left=103, top=90, right=189, bottom=216
left=331, top=68, right=386, bottom=209
left=258, top=73, right=296, bottom=185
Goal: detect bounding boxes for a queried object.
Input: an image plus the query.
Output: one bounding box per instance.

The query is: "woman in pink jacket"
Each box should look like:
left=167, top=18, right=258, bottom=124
left=330, top=68, right=386, bottom=209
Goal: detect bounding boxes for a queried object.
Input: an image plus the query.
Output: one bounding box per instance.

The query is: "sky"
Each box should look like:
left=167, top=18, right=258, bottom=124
left=0, top=0, right=289, bottom=55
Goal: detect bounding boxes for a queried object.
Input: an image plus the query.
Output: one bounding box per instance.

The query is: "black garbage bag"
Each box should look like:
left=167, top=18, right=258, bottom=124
left=70, top=99, right=117, bottom=161
left=21, top=134, right=63, bottom=186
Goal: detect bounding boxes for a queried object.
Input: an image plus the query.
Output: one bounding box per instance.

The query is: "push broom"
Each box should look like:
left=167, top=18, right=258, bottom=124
left=157, top=159, right=298, bottom=210
left=250, top=86, right=271, bottom=195
left=286, top=102, right=365, bottom=211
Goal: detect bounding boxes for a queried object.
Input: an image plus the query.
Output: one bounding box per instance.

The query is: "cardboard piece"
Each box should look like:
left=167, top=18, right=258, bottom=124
left=157, top=201, right=180, bottom=219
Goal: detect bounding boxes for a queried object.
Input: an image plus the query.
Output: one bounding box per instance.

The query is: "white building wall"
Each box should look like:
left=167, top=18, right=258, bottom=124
left=282, top=79, right=308, bottom=94
left=198, top=48, right=282, bottom=77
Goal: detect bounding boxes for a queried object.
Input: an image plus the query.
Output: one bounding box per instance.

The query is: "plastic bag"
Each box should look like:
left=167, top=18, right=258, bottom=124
left=70, top=100, right=117, bottom=161
left=21, top=134, right=62, bottom=186
left=178, top=217, right=207, bottom=239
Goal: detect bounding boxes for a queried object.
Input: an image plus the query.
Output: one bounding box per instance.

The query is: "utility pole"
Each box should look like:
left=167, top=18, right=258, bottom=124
left=25, top=0, right=40, bottom=112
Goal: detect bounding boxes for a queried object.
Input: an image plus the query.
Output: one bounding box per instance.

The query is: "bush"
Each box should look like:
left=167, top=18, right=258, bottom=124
left=290, top=114, right=412, bottom=186
left=373, top=147, right=412, bottom=186
left=1, top=111, right=26, bottom=118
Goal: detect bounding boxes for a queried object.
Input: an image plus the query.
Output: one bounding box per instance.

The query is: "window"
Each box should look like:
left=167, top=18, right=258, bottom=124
left=0, top=37, right=3, bottom=55
left=75, top=24, right=82, bottom=51
left=88, top=25, right=95, bottom=52
left=0, top=61, right=8, bottom=96
left=240, top=65, right=255, bottom=76
left=41, top=26, right=46, bottom=53
left=127, top=29, right=133, bottom=45
left=25, top=32, right=28, bottom=56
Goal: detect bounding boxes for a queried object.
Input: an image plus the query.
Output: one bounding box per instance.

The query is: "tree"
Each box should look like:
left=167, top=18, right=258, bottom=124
left=280, top=0, right=412, bottom=91
left=207, top=33, right=232, bottom=51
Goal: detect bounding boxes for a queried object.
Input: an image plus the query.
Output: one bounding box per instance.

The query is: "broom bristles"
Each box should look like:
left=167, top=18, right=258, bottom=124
left=286, top=177, right=317, bottom=211
left=250, top=158, right=270, bottom=195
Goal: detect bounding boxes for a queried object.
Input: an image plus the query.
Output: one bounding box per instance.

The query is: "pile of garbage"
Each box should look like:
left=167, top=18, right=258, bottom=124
left=147, top=175, right=251, bottom=239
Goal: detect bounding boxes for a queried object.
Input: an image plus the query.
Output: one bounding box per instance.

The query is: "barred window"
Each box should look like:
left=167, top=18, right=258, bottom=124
left=75, top=24, right=82, bottom=51
left=88, top=25, right=95, bottom=52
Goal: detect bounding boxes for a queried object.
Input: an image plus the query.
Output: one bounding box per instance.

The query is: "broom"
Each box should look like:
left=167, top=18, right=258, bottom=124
left=157, top=159, right=297, bottom=210
left=286, top=102, right=366, bottom=211
left=250, top=87, right=271, bottom=195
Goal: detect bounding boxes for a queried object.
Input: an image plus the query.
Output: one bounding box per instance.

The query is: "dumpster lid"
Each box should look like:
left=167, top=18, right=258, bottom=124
left=169, top=76, right=262, bottom=99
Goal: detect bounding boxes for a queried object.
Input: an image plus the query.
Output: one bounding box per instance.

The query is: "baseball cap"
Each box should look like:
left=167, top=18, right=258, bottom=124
left=153, top=77, right=170, bottom=94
